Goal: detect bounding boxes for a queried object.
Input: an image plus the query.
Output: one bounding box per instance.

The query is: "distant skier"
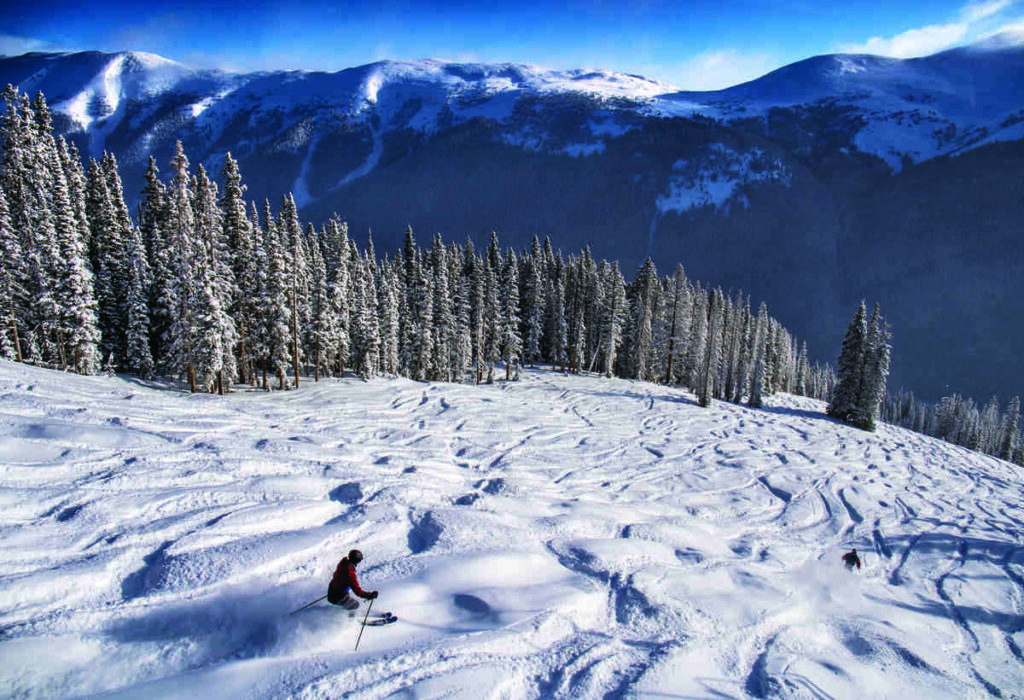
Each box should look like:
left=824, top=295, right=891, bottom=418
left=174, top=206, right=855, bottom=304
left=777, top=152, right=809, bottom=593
left=842, top=548, right=861, bottom=571
left=328, top=549, right=379, bottom=610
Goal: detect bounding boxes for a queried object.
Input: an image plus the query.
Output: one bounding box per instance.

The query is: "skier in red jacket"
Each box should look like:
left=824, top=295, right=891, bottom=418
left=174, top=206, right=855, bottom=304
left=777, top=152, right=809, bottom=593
left=842, top=548, right=862, bottom=571
left=328, top=549, right=379, bottom=610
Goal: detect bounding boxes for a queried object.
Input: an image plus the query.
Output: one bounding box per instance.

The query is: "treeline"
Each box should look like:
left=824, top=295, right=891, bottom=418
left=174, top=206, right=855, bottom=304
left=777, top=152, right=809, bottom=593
left=0, top=86, right=833, bottom=406
left=882, top=391, right=1023, bottom=466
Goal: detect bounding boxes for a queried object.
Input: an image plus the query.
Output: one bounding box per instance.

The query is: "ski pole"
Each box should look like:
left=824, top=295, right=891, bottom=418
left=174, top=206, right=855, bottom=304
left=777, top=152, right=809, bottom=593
left=290, top=594, right=328, bottom=615
left=354, top=597, right=374, bottom=651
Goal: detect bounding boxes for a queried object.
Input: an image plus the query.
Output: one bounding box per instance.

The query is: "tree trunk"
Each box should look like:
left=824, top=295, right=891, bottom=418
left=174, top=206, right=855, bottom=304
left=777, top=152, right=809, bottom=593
left=262, top=360, right=268, bottom=391
left=217, top=370, right=224, bottom=395
left=278, top=366, right=286, bottom=390
left=291, top=288, right=300, bottom=389
left=187, top=364, right=196, bottom=393
left=57, top=330, right=67, bottom=372
left=7, top=303, right=22, bottom=363
left=315, top=340, right=320, bottom=381
left=237, top=321, right=247, bottom=385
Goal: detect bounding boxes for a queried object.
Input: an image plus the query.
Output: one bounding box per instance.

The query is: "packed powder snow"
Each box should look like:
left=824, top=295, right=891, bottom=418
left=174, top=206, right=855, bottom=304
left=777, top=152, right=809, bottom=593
left=0, top=360, right=1022, bottom=697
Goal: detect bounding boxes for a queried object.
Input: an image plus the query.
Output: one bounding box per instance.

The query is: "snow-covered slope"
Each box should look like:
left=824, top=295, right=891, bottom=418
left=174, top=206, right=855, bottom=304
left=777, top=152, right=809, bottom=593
left=1, top=360, right=1021, bottom=698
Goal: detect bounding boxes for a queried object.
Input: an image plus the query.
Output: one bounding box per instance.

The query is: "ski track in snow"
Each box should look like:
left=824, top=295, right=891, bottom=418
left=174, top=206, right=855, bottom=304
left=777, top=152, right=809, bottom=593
left=0, top=361, right=1022, bottom=698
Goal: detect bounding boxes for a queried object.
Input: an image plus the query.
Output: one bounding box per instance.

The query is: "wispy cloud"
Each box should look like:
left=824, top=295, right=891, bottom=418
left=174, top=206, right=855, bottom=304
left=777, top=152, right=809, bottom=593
left=841, top=23, right=969, bottom=58
left=0, top=35, right=73, bottom=57
left=668, top=50, right=779, bottom=91
left=962, top=0, right=1015, bottom=23
left=839, top=0, right=1017, bottom=57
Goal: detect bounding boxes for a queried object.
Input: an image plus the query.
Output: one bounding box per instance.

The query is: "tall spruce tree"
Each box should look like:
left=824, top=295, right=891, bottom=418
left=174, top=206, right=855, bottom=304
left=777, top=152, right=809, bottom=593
left=999, top=397, right=1020, bottom=462
left=0, top=188, right=21, bottom=360
left=500, top=251, right=522, bottom=380
left=165, top=142, right=198, bottom=390
left=855, top=303, right=890, bottom=431
left=828, top=301, right=868, bottom=425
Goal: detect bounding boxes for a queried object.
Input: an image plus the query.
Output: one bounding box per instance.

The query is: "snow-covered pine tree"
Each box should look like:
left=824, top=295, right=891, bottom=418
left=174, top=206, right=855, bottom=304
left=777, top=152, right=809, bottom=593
left=697, top=288, right=725, bottom=407
left=770, top=322, right=792, bottom=395
left=722, top=292, right=747, bottom=401
left=593, top=261, right=626, bottom=378
left=551, top=270, right=568, bottom=374
left=732, top=300, right=755, bottom=403
left=378, top=263, right=401, bottom=376
left=999, top=396, right=1020, bottom=462
left=748, top=345, right=767, bottom=409
left=56, top=138, right=90, bottom=264
left=139, top=157, right=173, bottom=369
left=102, top=154, right=136, bottom=339
left=854, top=303, right=890, bottom=431
left=352, top=257, right=381, bottom=379
left=564, top=258, right=586, bottom=375
left=8, top=92, right=62, bottom=366
left=624, top=258, right=658, bottom=381
left=828, top=301, right=868, bottom=426
left=190, top=252, right=226, bottom=393
left=279, top=194, right=307, bottom=386
left=660, top=264, right=691, bottom=385
left=521, top=237, right=545, bottom=368
left=794, top=342, right=809, bottom=397
left=686, top=284, right=707, bottom=393
left=430, top=235, right=454, bottom=381
left=468, top=247, right=486, bottom=383
left=165, top=142, right=198, bottom=391
left=0, top=188, right=21, bottom=360
left=326, top=218, right=351, bottom=376
left=307, top=227, right=334, bottom=380
left=220, top=153, right=255, bottom=384
left=451, top=251, right=472, bottom=382
left=195, top=165, right=237, bottom=393
left=483, top=234, right=503, bottom=383
left=49, top=141, right=101, bottom=374
left=410, top=258, right=434, bottom=381
left=501, top=251, right=522, bottom=380
left=260, top=201, right=291, bottom=389
left=579, top=248, right=600, bottom=372
left=86, top=158, right=124, bottom=363
left=123, top=222, right=154, bottom=379
left=978, top=397, right=1001, bottom=455
left=746, top=303, right=769, bottom=408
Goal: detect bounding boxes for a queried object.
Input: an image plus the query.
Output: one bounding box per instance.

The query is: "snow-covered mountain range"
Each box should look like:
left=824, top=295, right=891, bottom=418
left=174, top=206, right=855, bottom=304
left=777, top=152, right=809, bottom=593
left=5, top=36, right=1024, bottom=174
left=1, top=40, right=1023, bottom=403
left=1, top=361, right=1022, bottom=697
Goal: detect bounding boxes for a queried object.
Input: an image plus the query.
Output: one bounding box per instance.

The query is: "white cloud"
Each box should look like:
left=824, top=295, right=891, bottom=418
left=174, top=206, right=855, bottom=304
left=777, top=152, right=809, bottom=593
left=992, top=15, right=1024, bottom=33
left=669, top=50, right=780, bottom=91
left=962, top=0, right=1015, bottom=22
left=0, top=35, right=71, bottom=57
left=840, top=23, right=969, bottom=58
left=838, top=0, right=1018, bottom=58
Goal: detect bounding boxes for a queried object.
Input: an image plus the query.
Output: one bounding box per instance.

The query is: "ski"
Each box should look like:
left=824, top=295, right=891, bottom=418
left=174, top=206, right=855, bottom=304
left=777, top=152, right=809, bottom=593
left=362, top=614, right=398, bottom=627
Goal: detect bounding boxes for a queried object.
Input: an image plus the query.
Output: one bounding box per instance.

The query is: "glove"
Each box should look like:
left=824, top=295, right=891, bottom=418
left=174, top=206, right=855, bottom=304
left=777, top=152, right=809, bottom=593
left=368, top=591, right=379, bottom=600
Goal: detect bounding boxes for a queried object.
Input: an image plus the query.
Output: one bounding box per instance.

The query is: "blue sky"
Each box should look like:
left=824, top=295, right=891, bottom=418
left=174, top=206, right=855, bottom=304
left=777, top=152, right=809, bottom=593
left=2, top=0, right=1022, bottom=89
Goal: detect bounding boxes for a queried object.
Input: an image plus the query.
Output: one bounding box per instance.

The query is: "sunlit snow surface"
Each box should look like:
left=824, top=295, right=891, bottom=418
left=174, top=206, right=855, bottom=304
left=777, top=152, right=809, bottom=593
left=0, top=361, right=1022, bottom=698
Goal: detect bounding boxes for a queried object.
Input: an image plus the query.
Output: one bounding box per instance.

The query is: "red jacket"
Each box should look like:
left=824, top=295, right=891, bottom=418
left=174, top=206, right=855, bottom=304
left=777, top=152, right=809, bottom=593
left=329, top=557, right=371, bottom=599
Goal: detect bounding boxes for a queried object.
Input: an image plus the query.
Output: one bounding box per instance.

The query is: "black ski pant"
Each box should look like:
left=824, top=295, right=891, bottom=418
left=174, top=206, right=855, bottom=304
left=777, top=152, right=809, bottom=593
left=328, top=589, right=360, bottom=610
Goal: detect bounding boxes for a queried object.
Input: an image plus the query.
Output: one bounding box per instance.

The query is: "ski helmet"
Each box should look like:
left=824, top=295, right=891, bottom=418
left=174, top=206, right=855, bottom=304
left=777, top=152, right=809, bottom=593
left=349, top=549, right=364, bottom=564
